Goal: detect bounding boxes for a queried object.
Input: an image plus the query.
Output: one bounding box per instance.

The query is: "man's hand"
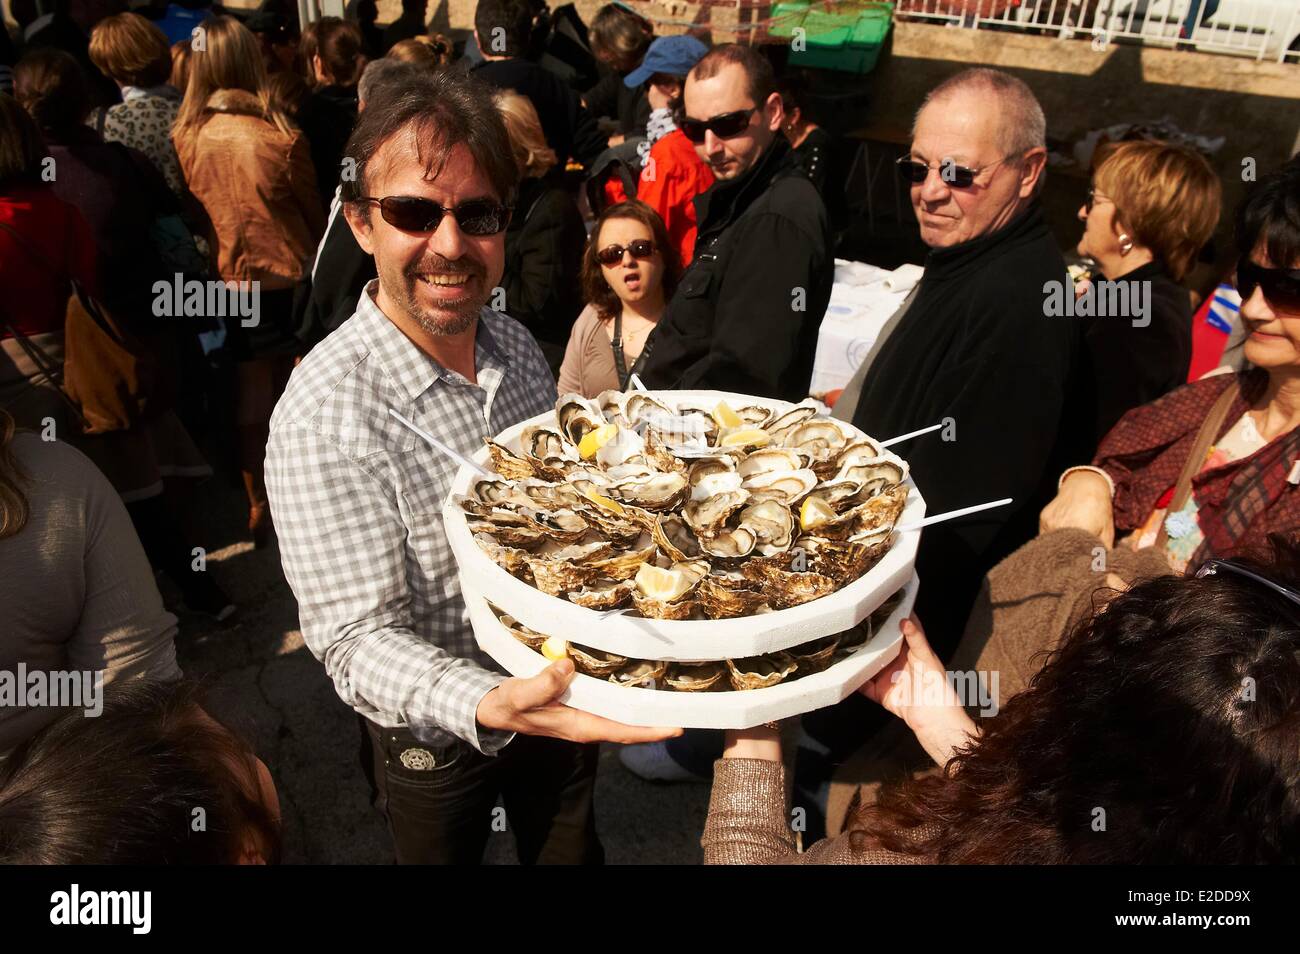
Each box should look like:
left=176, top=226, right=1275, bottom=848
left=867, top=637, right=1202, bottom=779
left=477, top=658, right=682, bottom=744
left=1039, top=469, right=1115, bottom=548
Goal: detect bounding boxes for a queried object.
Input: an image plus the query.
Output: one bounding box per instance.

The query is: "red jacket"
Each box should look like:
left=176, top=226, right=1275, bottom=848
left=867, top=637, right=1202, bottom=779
left=0, top=184, right=99, bottom=338
left=606, top=129, right=715, bottom=269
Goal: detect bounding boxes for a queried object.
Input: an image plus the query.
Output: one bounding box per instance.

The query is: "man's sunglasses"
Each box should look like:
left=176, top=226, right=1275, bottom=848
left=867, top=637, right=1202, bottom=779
left=1236, top=257, right=1300, bottom=312
left=357, top=196, right=512, bottom=236
left=1195, top=558, right=1300, bottom=612
left=677, top=107, right=758, bottom=144
left=895, top=154, right=1016, bottom=189
left=596, top=240, right=656, bottom=266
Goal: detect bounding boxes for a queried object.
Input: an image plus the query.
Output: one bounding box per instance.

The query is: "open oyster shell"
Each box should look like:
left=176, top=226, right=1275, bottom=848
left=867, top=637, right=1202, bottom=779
left=789, top=635, right=839, bottom=674
left=664, top=661, right=727, bottom=692
left=726, top=652, right=798, bottom=690
left=485, top=439, right=536, bottom=480
left=569, top=643, right=627, bottom=677
left=740, top=558, right=837, bottom=608
left=567, top=578, right=635, bottom=609
left=609, top=659, right=668, bottom=688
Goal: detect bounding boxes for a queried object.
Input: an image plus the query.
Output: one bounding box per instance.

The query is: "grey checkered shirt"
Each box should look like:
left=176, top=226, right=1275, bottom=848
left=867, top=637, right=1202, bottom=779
left=266, top=281, right=555, bottom=754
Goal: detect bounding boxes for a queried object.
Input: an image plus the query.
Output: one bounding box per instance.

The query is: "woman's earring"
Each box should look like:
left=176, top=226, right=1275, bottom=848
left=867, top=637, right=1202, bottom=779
left=1118, top=233, right=1133, bottom=255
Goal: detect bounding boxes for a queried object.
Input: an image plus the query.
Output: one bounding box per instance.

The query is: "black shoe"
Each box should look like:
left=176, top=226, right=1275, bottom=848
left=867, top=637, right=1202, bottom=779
left=179, top=573, right=237, bottom=622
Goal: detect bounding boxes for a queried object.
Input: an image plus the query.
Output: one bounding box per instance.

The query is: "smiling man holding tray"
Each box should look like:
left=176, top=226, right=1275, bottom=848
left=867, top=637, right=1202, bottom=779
left=265, top=69, right=678, bottom=865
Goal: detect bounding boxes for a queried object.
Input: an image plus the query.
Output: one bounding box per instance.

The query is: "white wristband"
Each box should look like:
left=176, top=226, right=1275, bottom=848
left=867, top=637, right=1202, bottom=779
left=1059, top=465, right=1115, bottom=498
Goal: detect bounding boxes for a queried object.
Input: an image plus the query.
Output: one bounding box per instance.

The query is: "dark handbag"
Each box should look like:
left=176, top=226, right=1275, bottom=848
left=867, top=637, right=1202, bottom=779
left=610, top=310, right=656, bottom=391
left=0, top=220, right=159, bottom=434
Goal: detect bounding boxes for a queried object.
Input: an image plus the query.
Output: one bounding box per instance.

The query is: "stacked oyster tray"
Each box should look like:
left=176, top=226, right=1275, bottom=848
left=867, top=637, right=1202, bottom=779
left=441, top=390, right=925, bottom=728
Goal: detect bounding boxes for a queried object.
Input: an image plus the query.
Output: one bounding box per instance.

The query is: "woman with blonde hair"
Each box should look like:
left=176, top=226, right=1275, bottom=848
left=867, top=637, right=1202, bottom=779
left=496, top=90, right=585, bottom=373
left=1074, top=138, right=1222, bottom=449
left=173, top=15, right=324, bottom=547
left=386, top=34, right=455, bottom=71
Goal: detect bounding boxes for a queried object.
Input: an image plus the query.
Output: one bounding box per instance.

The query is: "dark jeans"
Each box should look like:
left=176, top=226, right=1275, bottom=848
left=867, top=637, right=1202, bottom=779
left=359, top=717, right=604, bottom=865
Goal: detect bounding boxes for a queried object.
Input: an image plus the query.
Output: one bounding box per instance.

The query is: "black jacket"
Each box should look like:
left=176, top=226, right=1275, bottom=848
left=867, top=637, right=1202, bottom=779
left=583, top=67, right=650, bottom=136
left=639, top=137, right=832, bottom=402
left=471, top=58, right=606, bottom=170
left=1077, top=259, right=1191, bottom=451
left=299, top=84, right=359, bottom=210
left=502, top=175, right=586, bottom=348
left=292, top=191, right=376, bottom=351
left=849, top=203, right=1083, bottom=655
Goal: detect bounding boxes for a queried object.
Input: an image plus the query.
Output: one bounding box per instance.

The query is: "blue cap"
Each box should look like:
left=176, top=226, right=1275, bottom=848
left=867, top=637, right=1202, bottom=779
left=624, top=35, right=710, bottom=88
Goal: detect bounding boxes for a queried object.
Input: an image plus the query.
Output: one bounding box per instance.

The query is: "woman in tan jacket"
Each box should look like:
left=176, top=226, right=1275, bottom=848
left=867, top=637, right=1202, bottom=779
left=704, top=562, right=1300, bottom=864
left=173, top=16, right=324, bottom=545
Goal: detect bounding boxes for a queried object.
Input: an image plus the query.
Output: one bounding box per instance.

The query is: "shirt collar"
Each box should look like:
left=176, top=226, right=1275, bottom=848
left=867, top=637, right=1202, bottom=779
left=355, top=280, right=514, bottom=404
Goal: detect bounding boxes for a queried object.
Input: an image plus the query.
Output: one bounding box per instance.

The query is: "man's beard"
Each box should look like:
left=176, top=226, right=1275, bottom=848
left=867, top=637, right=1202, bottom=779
left=391, top=253, right=490, bottom=337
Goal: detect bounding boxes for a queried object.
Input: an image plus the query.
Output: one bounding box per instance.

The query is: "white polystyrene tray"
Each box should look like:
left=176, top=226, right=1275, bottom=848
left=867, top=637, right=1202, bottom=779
left=441, top=390, right=925, bottom=662
left=464, top=572, right=917, bottom=729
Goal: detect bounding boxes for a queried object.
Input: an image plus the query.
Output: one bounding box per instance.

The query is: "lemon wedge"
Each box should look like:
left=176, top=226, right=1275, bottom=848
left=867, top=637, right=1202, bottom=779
left=799, top=495, right=836, bottom=531
left=635, top=563, right=692, bottom=602
left=719, top=427, right=770, bottom=449
left=712, top=401, right=743, bottom=430
left=540, top=635, right=569, bottom=661
left=582, top=487, right=626, bottom=516
left=578, top=422, right=619, bottom=460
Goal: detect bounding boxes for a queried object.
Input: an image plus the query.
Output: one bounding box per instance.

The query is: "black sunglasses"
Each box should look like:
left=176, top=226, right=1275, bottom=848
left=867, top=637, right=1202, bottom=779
left=358, top=196, right=512, bottom=236
left=596, top=239, right=656, bottom=266
left=895, top=154, right=1016, bottom=189
left=1236, top=257, right=1300, bottom=313
left=1196, top=558, right=1300, bottom=611
left=677, top=107, right=758, bottom=144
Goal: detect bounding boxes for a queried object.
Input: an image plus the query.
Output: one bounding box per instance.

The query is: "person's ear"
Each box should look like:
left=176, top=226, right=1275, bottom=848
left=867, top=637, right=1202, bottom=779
left=312, top=52, right=326, bottom=84
left=762, top=90, right=783, bottom=133
left=343, top=200, right=377, bottom=255
left=1018, top=146, right=1048, bottom=198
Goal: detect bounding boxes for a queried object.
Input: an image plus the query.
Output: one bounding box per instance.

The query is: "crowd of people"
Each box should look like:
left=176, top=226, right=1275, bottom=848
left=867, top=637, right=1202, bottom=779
left=0, top=0, right=1298, bottom=865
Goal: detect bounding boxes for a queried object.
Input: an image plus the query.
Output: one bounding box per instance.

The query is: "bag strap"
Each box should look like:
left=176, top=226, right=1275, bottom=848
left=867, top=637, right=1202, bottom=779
left=1154, top=378, right=1241, bottom=551
left=611, top=310, right=630, bottom=391
left=0, top=321, right=88, bottom=429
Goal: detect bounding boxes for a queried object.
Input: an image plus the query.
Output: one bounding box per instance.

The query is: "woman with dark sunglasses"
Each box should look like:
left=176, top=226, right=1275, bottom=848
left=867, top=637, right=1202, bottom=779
left=557, top=199, right=680, bottom=397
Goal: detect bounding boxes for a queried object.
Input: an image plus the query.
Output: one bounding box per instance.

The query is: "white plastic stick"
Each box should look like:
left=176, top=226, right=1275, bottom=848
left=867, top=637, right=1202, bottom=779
left=880, top=422, right=944, bottom=448
left=627, top=372, right=648, bottom=392
left=389, top=408, right=496, bottom=479
left=894, top=497, right=1013, bottom=534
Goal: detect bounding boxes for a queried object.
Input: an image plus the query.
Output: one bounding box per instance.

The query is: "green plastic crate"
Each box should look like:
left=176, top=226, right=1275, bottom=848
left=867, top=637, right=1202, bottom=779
left=770, top=2, right=893, bottom=74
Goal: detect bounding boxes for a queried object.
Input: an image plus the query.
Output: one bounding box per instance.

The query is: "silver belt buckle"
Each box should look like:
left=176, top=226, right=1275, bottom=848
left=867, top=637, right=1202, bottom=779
left=399, top=747, right=438, bottom=771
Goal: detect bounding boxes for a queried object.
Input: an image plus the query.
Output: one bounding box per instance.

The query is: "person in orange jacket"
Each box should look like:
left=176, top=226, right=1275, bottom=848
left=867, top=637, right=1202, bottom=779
left=605, top=35, right=714, bottom=267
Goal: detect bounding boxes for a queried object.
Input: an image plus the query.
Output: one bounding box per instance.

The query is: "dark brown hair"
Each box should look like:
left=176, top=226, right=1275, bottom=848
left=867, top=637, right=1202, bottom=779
left=689, top=43, right=775, bottom=108
left=341, top=69, right=518, bottom=209
left=88, top=12, right=173, bottom=88
left=848, top=546, right=1300, bottom=863
left=316, top=16, right=366, bottom=87
left=169, top=38, right=193, bottom=92
left=0, top=680, right=282, bottom=864
left=0, top=410, right=30, bottom=540
left=581, top=200, right=680, bottom=321
left=589, top=3, right=654, bottom=71
left=0, top=92, right=49, bottom=188
left=13, top=48, right=90, bottom=135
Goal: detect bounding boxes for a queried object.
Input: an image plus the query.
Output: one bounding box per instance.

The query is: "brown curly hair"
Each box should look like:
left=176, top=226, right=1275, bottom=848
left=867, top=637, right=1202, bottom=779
left=581, top=200, right=681, bottom=322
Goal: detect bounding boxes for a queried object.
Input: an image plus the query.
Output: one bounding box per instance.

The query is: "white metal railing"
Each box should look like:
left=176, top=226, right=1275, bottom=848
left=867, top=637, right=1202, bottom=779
left=895, top=0, right=1300, bottom=62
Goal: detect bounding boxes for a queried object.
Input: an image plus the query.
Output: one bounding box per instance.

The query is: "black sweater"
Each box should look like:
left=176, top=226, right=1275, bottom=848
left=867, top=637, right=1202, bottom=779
left=850, top=203, right=1084, bottom=655
left=502, top=175, right=586, bottom=348
left=472, top=58, right=607, bottom=170
left=1077, top=259, right=1191, bottom=451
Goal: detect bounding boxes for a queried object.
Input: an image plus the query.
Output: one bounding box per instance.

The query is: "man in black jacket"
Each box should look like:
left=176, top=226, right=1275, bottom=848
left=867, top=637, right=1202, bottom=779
left=471, top=0, right=606, bottom=171
left=637, top=44, right=832, bottom=402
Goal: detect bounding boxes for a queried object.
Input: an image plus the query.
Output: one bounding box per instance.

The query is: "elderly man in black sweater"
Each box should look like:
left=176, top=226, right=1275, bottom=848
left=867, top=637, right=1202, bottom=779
left=842, top=68, right=1084, bottom=660
left=638, top=44, right=833, bottom=401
